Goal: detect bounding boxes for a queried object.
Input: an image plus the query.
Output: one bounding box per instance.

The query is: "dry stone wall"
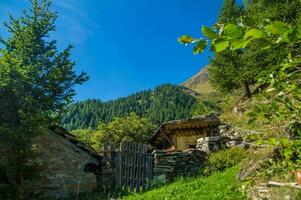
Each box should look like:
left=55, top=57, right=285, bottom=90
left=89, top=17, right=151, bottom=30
left=152, top=149, right=207, bottom=182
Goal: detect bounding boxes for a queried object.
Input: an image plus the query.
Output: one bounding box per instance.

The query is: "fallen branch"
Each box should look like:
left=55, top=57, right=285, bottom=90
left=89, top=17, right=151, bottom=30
left=268, top=181, right=301, bottom=190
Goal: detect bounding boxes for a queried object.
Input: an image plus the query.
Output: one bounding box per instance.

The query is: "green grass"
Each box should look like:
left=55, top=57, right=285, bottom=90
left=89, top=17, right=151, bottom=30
left=75, top=166, right=246, bottom=200
left=122, top=166, right=245, bottom=200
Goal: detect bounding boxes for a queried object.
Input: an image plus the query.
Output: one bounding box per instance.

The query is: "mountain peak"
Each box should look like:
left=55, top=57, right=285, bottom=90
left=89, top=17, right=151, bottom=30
left=182, top=66, right=215, bottom=93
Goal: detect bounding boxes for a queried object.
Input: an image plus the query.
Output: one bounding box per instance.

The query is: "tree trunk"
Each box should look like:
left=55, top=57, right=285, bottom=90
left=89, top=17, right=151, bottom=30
left=244, top=82, right=252, bottom=98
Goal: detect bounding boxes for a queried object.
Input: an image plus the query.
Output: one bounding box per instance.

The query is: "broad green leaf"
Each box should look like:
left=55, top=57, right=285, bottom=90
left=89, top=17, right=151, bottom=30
left=231, top=39, right=244, bottom=50
left=202, top=26, right=217, bottom=40
left=223, top=24, right=243, bottom=39
left=231, top=38, right=251, bottom=50
left=244, top=28, right=265, bottom=39
left=265, top=21, right=289, bottom=35
left=178, top=35, right=195, bottom=45
left=193, top=40, right=208, bottom=54
left=214, top=40, right=229, bottom=52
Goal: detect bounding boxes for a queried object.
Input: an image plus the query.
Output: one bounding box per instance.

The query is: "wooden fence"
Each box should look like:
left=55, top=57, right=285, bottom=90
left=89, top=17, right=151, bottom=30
left=101, top=142, right=153, bottom=192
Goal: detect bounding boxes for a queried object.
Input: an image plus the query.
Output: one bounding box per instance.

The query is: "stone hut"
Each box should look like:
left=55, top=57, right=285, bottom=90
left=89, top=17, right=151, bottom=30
left=150, top=114, right=220, bottom=151
left=2, top=126, right=102, bottom=199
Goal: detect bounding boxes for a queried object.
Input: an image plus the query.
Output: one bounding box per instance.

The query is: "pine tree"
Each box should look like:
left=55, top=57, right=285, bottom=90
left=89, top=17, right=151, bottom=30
left=218, top=0, right=243, bottom=24
left=208, top=0, right=255, bottom=97
left=0, top=0, right=87, bottom=198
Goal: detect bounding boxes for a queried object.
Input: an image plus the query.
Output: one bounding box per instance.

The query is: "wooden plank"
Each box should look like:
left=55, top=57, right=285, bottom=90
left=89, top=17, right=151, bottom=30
left=119, top=142, right=125, bottom=189
left=139, top=144, right=146, bottom=191
left=146, top=154, right=153, bottom=189
left=128, top=142, right=134, bottom=192
left=110, top=143, right=115, bottom=189
left=130, top=142, right=137, bottom=192
left=124, top=142, right=129, bottom=190
left=103, top=143, right=109, bottom=191
left=130, top=142, right=134, bottom=191
left=136, top=143, right=142, bottom=192
left=140, top=143, right=146, bottom=192
left=115, top=152, right=121, bottom=189
left=103, top=143, right=108, bottom=161
left=134, top=143, right=140, bottom=192
left=110, top=143, right=115, bottom=168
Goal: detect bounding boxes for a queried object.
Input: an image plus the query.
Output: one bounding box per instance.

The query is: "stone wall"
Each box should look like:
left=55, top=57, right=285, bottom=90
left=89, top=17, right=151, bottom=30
left=197, top=136, right=220, bottom=153
left=196, top=124, right=251, bottom=153
left=152, top=149, right=207, bottom=182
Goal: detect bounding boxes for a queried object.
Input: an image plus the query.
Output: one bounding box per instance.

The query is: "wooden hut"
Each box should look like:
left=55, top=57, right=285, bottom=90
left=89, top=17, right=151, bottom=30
left=150, top=114, right=220, bottom=151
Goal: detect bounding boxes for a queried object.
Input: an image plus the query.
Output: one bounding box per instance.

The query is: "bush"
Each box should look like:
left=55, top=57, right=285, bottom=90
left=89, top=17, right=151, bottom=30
left=209, top=147, right=248, bottom=172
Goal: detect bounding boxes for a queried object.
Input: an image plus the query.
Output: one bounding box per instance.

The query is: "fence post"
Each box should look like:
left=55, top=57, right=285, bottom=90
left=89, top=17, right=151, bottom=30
left=146, top=154, right=154, bottom=189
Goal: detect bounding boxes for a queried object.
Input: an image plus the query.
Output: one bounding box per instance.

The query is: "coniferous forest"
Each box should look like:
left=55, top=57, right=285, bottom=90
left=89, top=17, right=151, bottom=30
left=61, top=84, right=197, bottom=130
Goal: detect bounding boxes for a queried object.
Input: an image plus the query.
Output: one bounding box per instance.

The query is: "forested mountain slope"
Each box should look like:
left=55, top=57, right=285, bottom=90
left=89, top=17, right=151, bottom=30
left=61, top=84, right=197, bottom=130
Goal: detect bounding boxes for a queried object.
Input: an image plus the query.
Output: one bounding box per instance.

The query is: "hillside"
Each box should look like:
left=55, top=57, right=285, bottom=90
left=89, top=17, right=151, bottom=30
left=182, top=66, right=215, bottom=94
left=61, top=84, right=197, bottom=130
left=123, top=166, right=244, bottom=200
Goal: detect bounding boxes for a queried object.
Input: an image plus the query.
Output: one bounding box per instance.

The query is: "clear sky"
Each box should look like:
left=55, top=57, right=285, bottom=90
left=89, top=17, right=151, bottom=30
left=0, top=0, right=224, bottom=101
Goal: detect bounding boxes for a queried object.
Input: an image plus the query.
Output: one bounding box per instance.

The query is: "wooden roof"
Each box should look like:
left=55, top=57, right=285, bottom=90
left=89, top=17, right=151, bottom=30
left=150, top=114, right=220, bottom=147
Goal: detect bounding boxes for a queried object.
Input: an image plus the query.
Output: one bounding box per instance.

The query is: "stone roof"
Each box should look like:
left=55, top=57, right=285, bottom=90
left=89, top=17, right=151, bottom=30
left=49, top=125, right=102, bottom=160
left=156, top=114, right=220, bottom=131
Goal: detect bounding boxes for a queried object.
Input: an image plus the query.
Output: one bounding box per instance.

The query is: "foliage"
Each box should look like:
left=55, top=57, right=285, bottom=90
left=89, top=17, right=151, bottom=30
left=218, top=0, right=244, bottom=24
left=179, top=0, right=301, bottom=175
left=0, top=0, right=87, bottom=198
left=239, top=147, right=278, bottom=181
left=203, top=13, right=300, bottom=133
left=244, top=0, right=301, bottom=24
left=209, top=147, right=248, bottom=172
left=73, top=113, right=156, bottom=151
left=210, top=0, right=257, bottom=97
left=180, top=0, right=301, bottom=98
left=61, top=84, right=197, bottom=130
left=72, top=129, right=95, bottom=147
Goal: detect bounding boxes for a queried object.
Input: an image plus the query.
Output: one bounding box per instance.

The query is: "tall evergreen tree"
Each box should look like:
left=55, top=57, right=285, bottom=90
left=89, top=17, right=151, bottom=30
left=208, top=0, right=256, bottom=97
left=208, top=0, right=292, bottom=98
left=218, top=0, right=243, bottom=24
left=0, top=0, right=87, bottom=198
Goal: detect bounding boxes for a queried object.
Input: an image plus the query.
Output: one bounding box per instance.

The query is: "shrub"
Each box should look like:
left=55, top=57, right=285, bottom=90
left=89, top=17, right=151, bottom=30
left=209, top=147, right=248, bottom=172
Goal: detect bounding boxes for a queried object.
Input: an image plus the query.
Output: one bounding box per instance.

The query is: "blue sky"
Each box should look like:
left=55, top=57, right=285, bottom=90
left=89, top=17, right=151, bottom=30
left=0, top=0, right=224, bottom=101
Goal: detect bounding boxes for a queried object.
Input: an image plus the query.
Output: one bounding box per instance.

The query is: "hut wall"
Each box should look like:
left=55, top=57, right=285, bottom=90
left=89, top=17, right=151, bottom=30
left=174, top=134, right=207, bottom=150
left=33, top=130, right=99, bottom=199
